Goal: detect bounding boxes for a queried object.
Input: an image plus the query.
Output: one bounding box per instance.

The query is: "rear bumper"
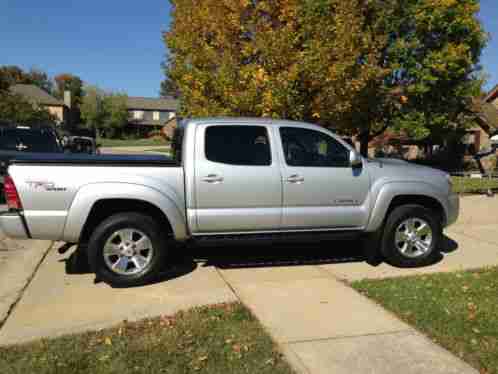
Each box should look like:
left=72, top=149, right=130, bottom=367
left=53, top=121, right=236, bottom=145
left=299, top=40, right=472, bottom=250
left=0, top=212, right=30, bottom=239
left=445, top=193, right=460, bottom=227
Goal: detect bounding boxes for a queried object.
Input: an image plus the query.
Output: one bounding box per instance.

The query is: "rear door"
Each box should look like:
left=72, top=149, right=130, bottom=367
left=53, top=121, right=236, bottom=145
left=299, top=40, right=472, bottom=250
left=193, top=123, right=282, bottom=233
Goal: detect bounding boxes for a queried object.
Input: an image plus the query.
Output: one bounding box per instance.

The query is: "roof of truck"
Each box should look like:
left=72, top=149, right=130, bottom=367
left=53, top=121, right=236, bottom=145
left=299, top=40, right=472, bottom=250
left=184, top=117, right=313, bottom=127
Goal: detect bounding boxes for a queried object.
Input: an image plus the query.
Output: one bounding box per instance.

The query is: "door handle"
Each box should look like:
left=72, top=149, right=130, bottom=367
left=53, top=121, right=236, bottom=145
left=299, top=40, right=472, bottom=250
left=202, top=174, right=224, bottom=184
left=287, top=174, right=304, bottom=184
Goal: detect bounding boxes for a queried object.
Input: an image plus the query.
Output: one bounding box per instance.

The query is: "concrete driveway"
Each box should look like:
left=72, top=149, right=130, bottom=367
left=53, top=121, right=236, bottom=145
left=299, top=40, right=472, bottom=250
left=1, top=195, right=497, bottom=373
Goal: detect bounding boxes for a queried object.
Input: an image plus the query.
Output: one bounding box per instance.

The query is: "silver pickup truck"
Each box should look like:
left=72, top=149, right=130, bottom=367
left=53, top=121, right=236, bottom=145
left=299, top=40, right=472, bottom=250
left=0, top=118, right=459, bottom=287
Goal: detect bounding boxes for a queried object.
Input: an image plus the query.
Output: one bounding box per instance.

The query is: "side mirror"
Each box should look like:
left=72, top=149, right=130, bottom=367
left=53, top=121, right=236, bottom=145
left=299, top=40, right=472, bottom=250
left=349, top=150, right=362, bottom=168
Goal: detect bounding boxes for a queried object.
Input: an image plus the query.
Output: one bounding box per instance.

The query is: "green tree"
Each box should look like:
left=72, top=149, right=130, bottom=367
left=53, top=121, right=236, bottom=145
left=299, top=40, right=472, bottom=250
left=81, top=86, right=128, bottom=138
left=0, top=92, right=55, bottom=125
left=80, top=85, right=105, bottom=131
left=102, top=93, right=129, bottom=138
left=165, top=0, right=487, bottom=156
left=353, top=0, right=487, bottom=155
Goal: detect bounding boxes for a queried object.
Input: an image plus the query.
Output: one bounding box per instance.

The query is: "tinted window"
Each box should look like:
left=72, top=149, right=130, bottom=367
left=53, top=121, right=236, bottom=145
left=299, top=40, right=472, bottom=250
left=0, top=128, right=61, bottom=153
left=205, top=126, right=271, bottom=166
left=280, top=127, right=349, bottom=167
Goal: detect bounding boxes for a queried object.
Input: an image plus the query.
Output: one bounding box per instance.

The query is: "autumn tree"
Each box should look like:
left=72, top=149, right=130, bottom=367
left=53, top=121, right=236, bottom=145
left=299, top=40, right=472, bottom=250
left=160, top=64, right=180, bottom=98
left=165, top=0, right=487, bottom=156
left=0, top=65, right=53, bottom=93
left=0, top=66, right=55, bottom=124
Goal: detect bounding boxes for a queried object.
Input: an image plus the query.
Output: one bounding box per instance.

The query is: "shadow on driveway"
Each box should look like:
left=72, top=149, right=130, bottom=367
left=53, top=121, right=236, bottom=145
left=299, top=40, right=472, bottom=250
left=59, top=234, right=459, bottom=287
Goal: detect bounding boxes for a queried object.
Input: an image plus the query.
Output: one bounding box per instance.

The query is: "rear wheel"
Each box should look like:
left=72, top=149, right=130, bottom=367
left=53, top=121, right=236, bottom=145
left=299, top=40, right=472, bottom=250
left=88, top=212, right=167, bottom=287
left=381, top=204, right=442, bottom=267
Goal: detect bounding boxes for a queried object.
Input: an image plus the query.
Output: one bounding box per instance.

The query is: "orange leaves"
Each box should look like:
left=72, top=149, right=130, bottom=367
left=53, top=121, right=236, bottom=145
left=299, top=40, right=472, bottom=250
left=467, top=302, right=478, bottom=321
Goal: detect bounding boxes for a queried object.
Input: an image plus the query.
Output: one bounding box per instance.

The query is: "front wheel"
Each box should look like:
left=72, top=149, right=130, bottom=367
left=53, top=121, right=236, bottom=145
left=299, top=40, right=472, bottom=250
left=381, top=204, right=442, bottom=267
left=87, top=213, right=168, bottom=287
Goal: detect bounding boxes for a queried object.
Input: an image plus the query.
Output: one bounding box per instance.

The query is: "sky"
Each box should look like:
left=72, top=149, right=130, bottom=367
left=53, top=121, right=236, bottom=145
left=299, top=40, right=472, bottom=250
left=1, top=0, right=498, bottom=97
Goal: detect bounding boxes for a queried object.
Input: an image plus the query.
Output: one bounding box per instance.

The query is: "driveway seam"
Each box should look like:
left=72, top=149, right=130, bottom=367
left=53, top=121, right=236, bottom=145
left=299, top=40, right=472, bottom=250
left=215, top=268, right=314, bottom=374
left=0, top=242, right=53, bottom=331
left=214, top=268, right=241, bottom=302
left=284, top=329, right=413, bottom=345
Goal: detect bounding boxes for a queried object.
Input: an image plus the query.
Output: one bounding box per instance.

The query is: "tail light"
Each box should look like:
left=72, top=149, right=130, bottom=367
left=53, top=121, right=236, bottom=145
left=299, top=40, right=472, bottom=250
left=4, top=175, right=22, bottom=210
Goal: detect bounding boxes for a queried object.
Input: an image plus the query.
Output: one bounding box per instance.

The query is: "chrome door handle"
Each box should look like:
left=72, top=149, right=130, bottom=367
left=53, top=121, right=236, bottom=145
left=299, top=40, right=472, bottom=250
left=287, top=174, right=304, bottom=184
left=202, top=174, right=224, bottom=183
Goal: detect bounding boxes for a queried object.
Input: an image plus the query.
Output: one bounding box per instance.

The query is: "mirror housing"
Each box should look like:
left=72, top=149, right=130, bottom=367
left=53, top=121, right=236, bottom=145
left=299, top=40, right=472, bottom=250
left=349, top=150, right=362, bottom=168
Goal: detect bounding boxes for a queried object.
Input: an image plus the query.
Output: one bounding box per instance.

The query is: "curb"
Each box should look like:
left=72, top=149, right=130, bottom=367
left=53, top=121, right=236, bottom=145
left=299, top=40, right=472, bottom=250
left=0, top=240, right=53, bottom=328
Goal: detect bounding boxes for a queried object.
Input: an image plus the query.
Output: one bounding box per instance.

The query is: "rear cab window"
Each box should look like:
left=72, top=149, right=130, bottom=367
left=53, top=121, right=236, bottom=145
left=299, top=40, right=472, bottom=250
left=205, top=125, right=271, bottom=166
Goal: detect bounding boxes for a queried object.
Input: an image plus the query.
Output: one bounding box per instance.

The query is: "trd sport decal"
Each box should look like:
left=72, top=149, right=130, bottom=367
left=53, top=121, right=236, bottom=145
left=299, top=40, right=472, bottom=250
left=26, top=181, right=67, bottom=192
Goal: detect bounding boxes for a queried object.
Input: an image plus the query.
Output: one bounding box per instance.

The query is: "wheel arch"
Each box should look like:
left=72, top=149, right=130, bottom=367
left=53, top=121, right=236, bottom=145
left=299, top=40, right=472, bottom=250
left=62, top=183, right=188, bottom=243
left=79, top=199, right=174, bottom=246
left=366, top=183, right=448, bottom=232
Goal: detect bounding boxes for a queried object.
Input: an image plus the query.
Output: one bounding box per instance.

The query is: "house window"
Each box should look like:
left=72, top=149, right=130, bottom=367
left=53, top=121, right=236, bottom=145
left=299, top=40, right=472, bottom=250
left=133, top=110, right=144, bottom=120
left=153, top=111, right=160, bottom=121
left=168, top=112, right=175, bottom=119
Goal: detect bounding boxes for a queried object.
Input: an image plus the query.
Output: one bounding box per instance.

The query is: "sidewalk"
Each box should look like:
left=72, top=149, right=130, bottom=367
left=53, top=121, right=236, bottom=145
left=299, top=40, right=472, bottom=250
left=218, top=265, right=478, bottom=374
left=0, top=238, right=52, bottom=327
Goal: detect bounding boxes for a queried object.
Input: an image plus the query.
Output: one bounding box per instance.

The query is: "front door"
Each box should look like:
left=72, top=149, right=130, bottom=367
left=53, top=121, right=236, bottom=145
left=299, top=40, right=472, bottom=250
left=194, top=124, right=282, bottom=233
left=276, top=126, right=370, bottom=230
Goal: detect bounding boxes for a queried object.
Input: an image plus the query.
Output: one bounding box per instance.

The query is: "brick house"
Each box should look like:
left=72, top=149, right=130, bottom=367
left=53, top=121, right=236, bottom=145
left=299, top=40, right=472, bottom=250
left=9, top=83, right=70, bottom=125
left=466, top=86, right=498, bottom=152
left=126, top=96, right=178, bottom=138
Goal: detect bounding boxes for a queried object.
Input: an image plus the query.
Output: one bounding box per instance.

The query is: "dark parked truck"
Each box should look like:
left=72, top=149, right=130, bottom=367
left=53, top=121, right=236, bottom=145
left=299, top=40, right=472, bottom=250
left=0, top=118, right=459, bottom=287
left=0, top=124, right=63, bottom=191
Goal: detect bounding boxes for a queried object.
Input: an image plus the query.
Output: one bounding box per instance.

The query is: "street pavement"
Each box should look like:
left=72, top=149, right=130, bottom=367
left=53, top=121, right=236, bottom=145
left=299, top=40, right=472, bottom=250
left=1, top=196, right=497, bottom=374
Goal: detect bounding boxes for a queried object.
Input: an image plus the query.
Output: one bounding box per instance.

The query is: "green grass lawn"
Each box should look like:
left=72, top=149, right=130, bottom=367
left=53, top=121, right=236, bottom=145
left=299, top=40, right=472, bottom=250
left=145, top=148, right=171, bottom=154
left=352, top=267, right=498, bottom=374
left=0, top=303, right=294, bottom=374
left=98, top=138, right=169, bottom=148
left=452, top=176, right=498, bottom=194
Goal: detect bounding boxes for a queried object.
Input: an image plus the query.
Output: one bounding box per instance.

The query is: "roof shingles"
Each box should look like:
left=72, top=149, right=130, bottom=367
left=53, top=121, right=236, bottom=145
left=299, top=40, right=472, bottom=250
left=126, top=96, right=178, bottom=111
left=9, top=84, right=64, bottom=106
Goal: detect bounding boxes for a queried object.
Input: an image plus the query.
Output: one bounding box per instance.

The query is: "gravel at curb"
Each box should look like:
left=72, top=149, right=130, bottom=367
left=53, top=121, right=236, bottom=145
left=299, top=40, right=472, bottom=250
left=0, top=240, right=53, bottom=327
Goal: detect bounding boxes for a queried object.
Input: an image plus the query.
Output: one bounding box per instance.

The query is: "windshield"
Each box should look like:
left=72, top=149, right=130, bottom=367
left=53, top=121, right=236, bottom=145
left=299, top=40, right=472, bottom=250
left=0, top=127, right=61, bottom=153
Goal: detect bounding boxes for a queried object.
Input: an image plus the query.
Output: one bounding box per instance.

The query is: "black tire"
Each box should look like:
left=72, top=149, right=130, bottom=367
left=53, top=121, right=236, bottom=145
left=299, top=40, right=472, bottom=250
left=87, top=212, right=168, bottom=287
left=362, top=230, right=383, bottom=266
left=381, top=204, right=442, bottom=267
